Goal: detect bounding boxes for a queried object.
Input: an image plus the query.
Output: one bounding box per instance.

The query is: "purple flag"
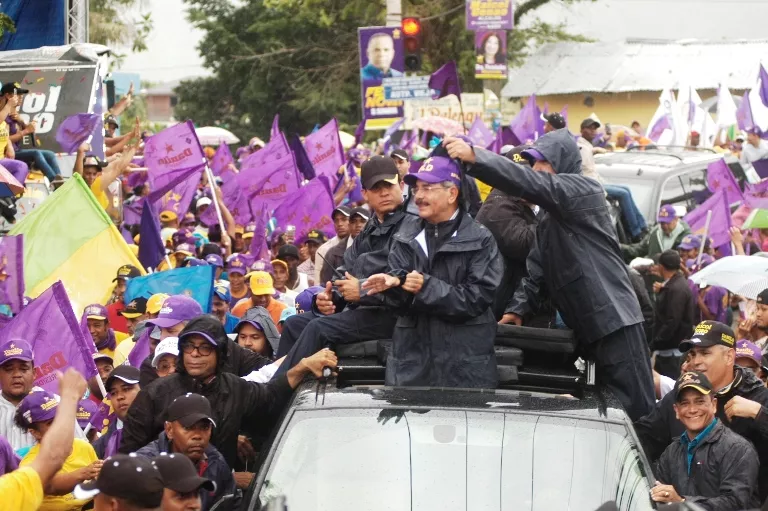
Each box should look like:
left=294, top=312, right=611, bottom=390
left=0, top=234, right=24, bottom=314
left=345, top=160, right=364, bottom=203
left=273, top=176, right=336, bottom=242
left=509, top=95, right=544, bottom=144
left=201, top=168, right=251, bottom=226
left=241, top=132, right=292, bottom=170
left=0, top=281, right=98, bottom=392
left=467, top=117, right=495, bottom=148
left=303, top=118, right=345, bottom=179
left=759, top=64, right=768, bottom=108
left=55, top=113, right=100, bottom=154
left=753, top=159, right=768, bottom=180
left=123, top=197, right=144, bottom=225
left=560, top=105, right=569, bottom=128
left=289, top=133, right=316, bottom=181
left=429, top=61, right=461, bottom=100
left=745, top=178, right=768, bottom=209
left=270, top=114, right=280, bottom=140
left=737, top=91, right=755, bottom=132
left=683, top=189, right=732, bottom=247
left=210, top=143, right=234, bottom=177
left=88, top=401, right=113, bottom=433
left=353, top=120, right=365, bottom=146
left=249, top=203, right=271, bottom=260
left=245, top=154, right=300, bottom=213
left=382, top=119, right=404, bottom=155
left=148, top=163, right=204, bottom=218
left=144, top=121, right=206, bottom=175
left=707, top=158, right=743, bottom=205
left=127, top=326, right=151, bottom=368
left=138, top=200, right=165, bottom=271
left=648, top=115, right=671, bottom=142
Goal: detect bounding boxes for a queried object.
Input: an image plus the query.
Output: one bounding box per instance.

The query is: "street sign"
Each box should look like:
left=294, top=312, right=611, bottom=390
left=383, top=76, right=436, bottom=100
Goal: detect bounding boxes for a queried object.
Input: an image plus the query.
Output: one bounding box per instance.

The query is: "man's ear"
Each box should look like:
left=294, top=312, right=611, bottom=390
left=164, top=421, right=173, bottom=440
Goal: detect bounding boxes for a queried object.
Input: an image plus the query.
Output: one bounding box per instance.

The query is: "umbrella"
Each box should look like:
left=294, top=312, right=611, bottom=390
left=689, top=255, right=768, bottom=299
left=0, top=164, right=24, bottom=197
left=195, top=126, right=240, bottom=146
left=338, top=130, right=356, bottom=150
left=742, top=208, right=768, bottom=229
left=412, top=116, right=464, bottom=136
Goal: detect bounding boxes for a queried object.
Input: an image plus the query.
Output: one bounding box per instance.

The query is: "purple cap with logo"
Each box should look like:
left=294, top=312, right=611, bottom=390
left=678, top=235, right=701, bottom=251
left=0, top=339, right=34, bottom=365
left=735, top=339, right=762, bottom=365
left=150, top=295, right=203, bottom=328
left=204, top=254, right=223, bottom=267
left=76, top=400, right=99, bottom=429
left=227, top=254, right=248, bottom=275
left=248, top=259, right=274, bottom=276
left=520, top=148, right=547, bottom=165
left=403, top=156, right=461, bottom=187
left=185, top=258, right=209, bottom=267
left=657, top=204, right=677, bottom=224
left=174, top=243, right=195, bottom=256
left=294, top=286, right=324, bottom=314
left=18, top=390, right=59, bottom=427
left=84, top=303, right=109, bottom=320
left=172, top=231, right=195, bottom=247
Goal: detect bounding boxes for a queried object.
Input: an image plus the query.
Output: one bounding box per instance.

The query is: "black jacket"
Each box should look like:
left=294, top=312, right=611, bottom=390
left=320, top=236, right=349, bottom=285
left=136, top=432, right=238, bottom=511
left=382, top=211, right=502, bottom=387
left=475, top=189, right=537, bottom=319
left=652, top=272, right=695, bottom=351
left=119, top=316, right=293, bottom=467
left=635, top=366, right=768, bottom=500
left=656, top=420, right=759, bottom=510
left=628, top=266, right=655, bottom=343
left=468, top=129, right=644, bottom=343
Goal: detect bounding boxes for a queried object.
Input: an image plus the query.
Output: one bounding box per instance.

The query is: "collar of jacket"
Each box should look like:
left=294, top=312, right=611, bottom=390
left=394, top=209, right=485, bottom=252
left=717, top=366, right=746, bottom=397
left=179, top=372, right=221, bottom=395
left=679, top=418, right=720, bottom=475
left=369, top=204, right=406, bottom=232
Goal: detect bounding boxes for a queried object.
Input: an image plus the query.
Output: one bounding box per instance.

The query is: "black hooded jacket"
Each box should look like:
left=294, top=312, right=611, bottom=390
left=119, top=315, right=293, bottom=467
left=468, top=129, right=643, bottom=343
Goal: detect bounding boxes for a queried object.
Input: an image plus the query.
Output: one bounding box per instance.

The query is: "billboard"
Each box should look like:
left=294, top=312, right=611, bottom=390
left=403, top=93, right=484, bottom=130
left=358, top=26, right=405, bottom=130
left=466, top=0, right=515, bottom=31
left=475, top=30, right=508, bottom=80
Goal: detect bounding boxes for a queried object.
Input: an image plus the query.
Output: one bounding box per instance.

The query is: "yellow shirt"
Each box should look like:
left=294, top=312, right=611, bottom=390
left=90, top=175, right=109, bottom=210
left=97, top=331, right=131, bottom=359
left=20, top=439, right=98, bottom=511
left=0, top=466, right=44, bottom=511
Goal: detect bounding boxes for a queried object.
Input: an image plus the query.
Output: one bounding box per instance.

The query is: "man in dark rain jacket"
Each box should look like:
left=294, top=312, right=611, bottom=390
left=362, top=155, right=502, bottom=387
left=444, top=129, right=655, bottom=420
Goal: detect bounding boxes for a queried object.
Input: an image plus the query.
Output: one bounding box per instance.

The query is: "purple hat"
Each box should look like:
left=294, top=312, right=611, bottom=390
left=520, top=148, right=547, bottom=165
left=84, top=303, right=109, bottom=321
left=185, top=258, right=209, bottom=267
left=172, top=231, right=195, bottom=247
left=403, top=156, right=461, bottom=187
left=247, top=259, right=274, bottom=276
left=18, top=390, right=59, bottom=427
left=76, top=400, right=99, bottom=429
left=227, top=254, right=248, bottom=275
left=150, top=295, right=203, bottom=328
left=735, top=339, right=762, bottom=366
left=657, top=204, right=677, bottom=223
left=294, top=286, right=324, bottom=314
left=174, top=243, right=195, bottom=256
left=0, top=339, right=34, bottom=365
left=270, top=228, right=285, bottom=245
left=204, top=254, right=223, bottom=267
left=678, top=235, right=701, bottom=251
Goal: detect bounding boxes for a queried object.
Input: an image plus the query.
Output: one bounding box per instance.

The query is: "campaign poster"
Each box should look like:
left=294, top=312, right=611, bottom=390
left=358, top=26, right=405, bottom=130
left=475, top=30, right=508, bottom=80
left=465, top=0, right=515, bottom=31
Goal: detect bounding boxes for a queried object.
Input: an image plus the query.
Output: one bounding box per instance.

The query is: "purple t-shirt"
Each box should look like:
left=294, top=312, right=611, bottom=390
left=0, top=434, right=19, bottom=475
left=703, top=286, right=728, bottom=324
left=5, top=116, right=19, bottom=151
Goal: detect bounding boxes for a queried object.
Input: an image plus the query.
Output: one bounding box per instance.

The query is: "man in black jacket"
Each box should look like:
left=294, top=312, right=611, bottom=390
left=652, top=371, right=759, bottom=510
left=652, top=250, right=695, bottom=379
left=635, top=320, right=768, bottom=501
left=363, top=155, right=503, bottom=387
left=444, top=130, right=655, bottom=421
left=119, top=315, right=336, bottom=467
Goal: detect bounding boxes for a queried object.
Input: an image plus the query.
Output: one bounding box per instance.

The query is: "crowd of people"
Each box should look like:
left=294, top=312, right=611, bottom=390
left=2, top=86, right=768, bottom=510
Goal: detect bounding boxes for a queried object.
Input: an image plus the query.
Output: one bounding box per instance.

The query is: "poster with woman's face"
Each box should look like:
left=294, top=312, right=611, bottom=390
left=475, top=30, right=507, bottom=80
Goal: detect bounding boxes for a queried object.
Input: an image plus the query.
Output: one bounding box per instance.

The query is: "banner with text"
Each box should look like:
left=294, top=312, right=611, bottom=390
left=403, top=93, right=484, bottom=130
left=466, top=0, right=515, bottom=31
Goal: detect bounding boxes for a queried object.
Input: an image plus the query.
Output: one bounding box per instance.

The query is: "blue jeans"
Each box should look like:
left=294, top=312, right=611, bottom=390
left=604, top=184, right=647, bottom=237
left=15, top=149, right=61, bottom=180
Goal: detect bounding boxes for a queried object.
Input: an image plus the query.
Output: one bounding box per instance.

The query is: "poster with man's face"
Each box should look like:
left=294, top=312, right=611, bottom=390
left=358, top=26, right=405, bottom=130
left=475, top=30, right=508, bottom=80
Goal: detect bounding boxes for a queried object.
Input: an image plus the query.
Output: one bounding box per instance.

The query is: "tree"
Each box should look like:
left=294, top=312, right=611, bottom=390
left=89, top=0, right=153, bottom=58
left=176, top=0, right=594, bottom=138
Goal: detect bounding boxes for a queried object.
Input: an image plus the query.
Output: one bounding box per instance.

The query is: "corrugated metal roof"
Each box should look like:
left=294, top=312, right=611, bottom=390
left=501, top=39, right=768, bottom=97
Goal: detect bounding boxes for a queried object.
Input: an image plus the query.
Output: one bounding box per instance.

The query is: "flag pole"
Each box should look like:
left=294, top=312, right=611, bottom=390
left=204, top=164, right=226, bottom=230
left=696, top=210, right=713, bottom=269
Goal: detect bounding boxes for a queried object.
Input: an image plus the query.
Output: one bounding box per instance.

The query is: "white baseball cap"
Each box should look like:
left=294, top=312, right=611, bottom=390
left=152, top=337, right=180, bottom=368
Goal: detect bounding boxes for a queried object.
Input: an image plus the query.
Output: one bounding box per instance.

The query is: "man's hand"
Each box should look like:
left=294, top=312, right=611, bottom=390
left=650, top=482, right=682, bottom=503
left=335, top=272, right=361, bottom=302
left=77, top=142, right=91, bottom=154
left=315, top=282, right=336, bottom=315
left=234, top=472, right=255, bottom=489
left=443, top=137, right=476, bottom=163
left=499, top=313, right=523, bottom=326
left=724, top=395, right=762, bottom=420
left=78, top=460, right=104, bottom=481
left=652, top=281, right=663, bottom=294
left=362, top=273, right=400, bottom=295
left=300, top=348, right=338, bottom=377
left=58, top=368, right=87, bottom=401
left=237, top=435, right=256, bottom=462
left=402, top=271, right=424, bottom=294
left=729, top=226, right=743, bottom=245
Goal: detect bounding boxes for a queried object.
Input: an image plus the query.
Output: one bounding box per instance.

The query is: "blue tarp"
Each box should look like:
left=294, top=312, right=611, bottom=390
left=0, top=0, right=67, bottom=51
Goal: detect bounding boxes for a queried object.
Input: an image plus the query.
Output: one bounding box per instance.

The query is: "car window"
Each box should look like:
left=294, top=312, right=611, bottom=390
left=660, top=168, right=710, bottom=216
left=255, top=408, right=653, bottom=511
left=601, top=175, right=656, bottom=222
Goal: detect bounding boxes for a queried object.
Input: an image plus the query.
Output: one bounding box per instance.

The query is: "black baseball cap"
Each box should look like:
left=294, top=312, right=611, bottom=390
left=351, top=206, right=370, bottom=221
left=580, top=118, right=601, bottom=130
left=361, top=155, right=400, bottom=190
left=74, top=453, right=164, bottom=508
left=165, top=393, right=216, bottom=428
left=332, top=205, right=352, bottom=219
left=105, top=114, right=119, bottom=128
left=757, top=288, right=768, bottom=304
left=505, top=145, right=532, bottom=167
left=391, top=149, right=409, bottom=162
left=0, top=82, right=29, bottom=95
left=105, top=365, right=140, bottom=392
left=120, top=297, right=148, bottom=319
left=113, top=264, right=141, bottom=282
left=674, top=371, right=714, bottom=401
left=83, top=154, right=108, bottom=169
left=542, top=112, right=566, bottom=130
left=654, top=249, right=681, bottom=271
left=152, top=453, right=216, bottom=493
left=679, top=320, right=736, bottom=352
left=305, top=230, right=327, bottom=245
left=277, top=244, right=299, bottom=260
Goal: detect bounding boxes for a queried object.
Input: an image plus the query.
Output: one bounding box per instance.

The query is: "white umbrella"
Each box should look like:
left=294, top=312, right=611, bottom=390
left=338, top=130, right=356, bottom=150
left=690, top=255, right=768, bottom=299
left=195, top=126, right=240, bottom=146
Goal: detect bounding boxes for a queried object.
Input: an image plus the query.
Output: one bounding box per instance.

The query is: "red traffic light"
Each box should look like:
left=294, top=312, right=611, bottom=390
left=402, top=17, right=421, bottom=36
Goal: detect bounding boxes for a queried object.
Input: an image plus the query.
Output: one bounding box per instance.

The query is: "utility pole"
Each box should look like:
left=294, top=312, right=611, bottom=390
left=386, top=0, right=402, bottom=27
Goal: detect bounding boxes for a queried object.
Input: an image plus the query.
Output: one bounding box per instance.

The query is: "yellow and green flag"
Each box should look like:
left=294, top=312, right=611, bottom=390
left=9, top=173, right=144, bottom=314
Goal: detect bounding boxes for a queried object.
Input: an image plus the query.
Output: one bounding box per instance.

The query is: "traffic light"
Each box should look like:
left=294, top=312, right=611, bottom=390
left=402, top=17, right=422, bottom=72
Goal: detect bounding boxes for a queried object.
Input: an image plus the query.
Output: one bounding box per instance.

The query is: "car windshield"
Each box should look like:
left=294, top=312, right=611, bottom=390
left=257, top=408, right=654, bottom=511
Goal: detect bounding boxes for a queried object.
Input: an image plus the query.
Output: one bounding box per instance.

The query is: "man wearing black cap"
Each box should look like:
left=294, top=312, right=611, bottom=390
left=651, top=371, right=759, bottom=509
left=152, top=453, right=216, bottom=511
left=297, top=229, right=327, bottom=286
left=652, top=250, right=695, bottom=379
left=93, top=365, right=141, bottom=460
left=276, top=244, right=308, bottom=293
left=542, top=112, right=566, bottom=133
left=135, top=393, right=236, bottom=510
left=445, top=130, right=656, bottom=421
left=635, top=320, right=768, bottom=501
left=74, top=453, right=164, bottom=511
left=107, top=264, right=142, bottom=334
left=320, top=207, right=370, bottom=286
left=315, top=206, right=351, bottom=285
left=120, top=297, right=149, bottom=336
left=391, top=149, right=411, bottom=201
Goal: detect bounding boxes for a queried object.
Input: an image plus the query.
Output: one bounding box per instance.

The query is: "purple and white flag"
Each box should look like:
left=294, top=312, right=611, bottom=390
left=55, top=113, right=100, bottom=154
left=303, top=119, right=345, bottom=179
left=273, top=176, right=336, bottom=242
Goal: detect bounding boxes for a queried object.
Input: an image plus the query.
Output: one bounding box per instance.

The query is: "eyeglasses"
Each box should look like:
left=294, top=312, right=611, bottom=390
left=180, top=342, right=215, bottom=356
left=412, top=183, right=449, bottom=194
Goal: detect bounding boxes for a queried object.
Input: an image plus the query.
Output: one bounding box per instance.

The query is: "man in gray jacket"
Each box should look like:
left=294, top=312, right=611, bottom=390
left=444, top=130, right=655, bottom=420
left=652, top=371, right=759, bottom=510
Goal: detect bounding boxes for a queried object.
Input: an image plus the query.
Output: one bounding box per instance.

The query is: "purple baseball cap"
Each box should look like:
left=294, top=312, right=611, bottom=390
left=185, top=258, right=209, bottom=267
left=404, top=156, right=461, bottom=188
left=735, top=339, right=762, bottom=366
left=172, top=231, right=195, bottom=247
left=0, top=339, right=34, bottom=365
left=294, top=286, right=324, bottom=314
left=174, top=243, right=195, bottom=256
left=76, top=400, right=99, bottom=429
left=150, top=295, right=203, bottom=328
left=204, top=254, right=223, bottom=267
left=247, top=259, right=274, bottom=276
left=678, top=235, right=701, bottom=251
left=84, top=303, right=109, bottom=321
left=227, top=254, right=248, bottom=275
left=521, top=148, right=547, bottom=165
left=657, top=204, right=677, bottom=224
left=18, top=390, right=59, bottom=427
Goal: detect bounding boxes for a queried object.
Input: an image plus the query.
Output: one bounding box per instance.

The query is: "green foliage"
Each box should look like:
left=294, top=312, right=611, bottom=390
left=176, top=0, right=594, bottom=138
left=89, top=0, right=153, bottom=65
left=0, top=13, right=16, bottom=41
